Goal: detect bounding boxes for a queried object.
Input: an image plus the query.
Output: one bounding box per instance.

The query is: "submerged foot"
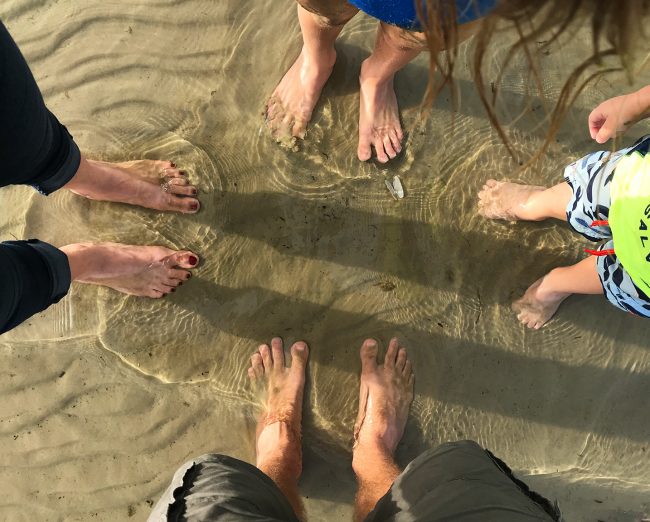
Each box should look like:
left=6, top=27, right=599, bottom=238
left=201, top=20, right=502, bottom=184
left=65, top=158, right=200, bottom=214
left=265, top=47, right=336, bottom=149
left=512, top=276, right=569, bottom=329
left=478, top=179, right=545, bottom=220
left=248, top=338, right=309, bottom=480
left=353, top=338, right=414, bottom=461
left=60, top=243, right=198, bottom=298
left=357, top=60, right=403, bottom=163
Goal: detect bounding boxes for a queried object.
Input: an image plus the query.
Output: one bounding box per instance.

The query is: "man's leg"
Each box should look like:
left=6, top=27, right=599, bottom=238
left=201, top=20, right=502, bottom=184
left=0, top=21, right=199, bottom=213
left=248, top=337, right=310, bottom=520
left=265, top=1, right=358, bottom=145
left=352, top=338, right=414, bottom=522
left=478, top=179, right=573, bottom=221
left=513, top=255, right=603, bottom=329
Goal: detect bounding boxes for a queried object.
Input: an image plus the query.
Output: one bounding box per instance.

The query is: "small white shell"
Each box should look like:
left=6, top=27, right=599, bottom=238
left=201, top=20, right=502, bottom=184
left=392, top=175, right=404, bottom=199
left=385, top=178, right=398, bottom=199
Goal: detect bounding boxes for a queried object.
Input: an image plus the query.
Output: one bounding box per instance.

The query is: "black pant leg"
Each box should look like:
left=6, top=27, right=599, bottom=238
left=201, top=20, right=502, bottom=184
left=0, top=240, right=71, bottom=334
left=0, top=21, right=80, bottom=194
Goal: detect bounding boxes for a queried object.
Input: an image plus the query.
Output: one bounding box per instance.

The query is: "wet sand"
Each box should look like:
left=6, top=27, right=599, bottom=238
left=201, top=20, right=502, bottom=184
left=1, top=0, right=649, bottom=520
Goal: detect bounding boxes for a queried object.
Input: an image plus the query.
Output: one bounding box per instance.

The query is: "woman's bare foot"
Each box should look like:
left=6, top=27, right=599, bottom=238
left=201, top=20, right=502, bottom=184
left=265, top=46, right=336, bottom=149
left=357, top=61, right=403, bottom=163
left=353, top=338, right=414, bottom=460
left=512, top=276, right=570, bottom=329
left=60, top=243, right=198, bottom=298
left=64, top=157, right=200, bottom=214
left=248, top=338, right=309, bottom=519
left=478, top=179, right=546, bottom=220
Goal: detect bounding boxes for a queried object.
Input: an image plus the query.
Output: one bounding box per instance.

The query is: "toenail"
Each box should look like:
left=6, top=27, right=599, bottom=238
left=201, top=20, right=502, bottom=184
left=180, top=170, right=186, bottom=175
left=178, top=281, right=183, bottom=286
left=170, top=162, right=176, bottom=167
left=190, top=203, right=198, bottom=211
left=171, top=288, right=176, bottom=292
left=192, top=189, right=197, bottom=195
left=189, top=255, right=198, bottom=266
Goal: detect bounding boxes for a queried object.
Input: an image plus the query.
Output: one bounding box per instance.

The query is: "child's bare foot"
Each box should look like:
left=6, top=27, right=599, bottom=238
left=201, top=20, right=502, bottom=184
left=60, top=243, right=198, bottom=298
left=352, top=338, right=413, bottom=463
left=248, top=338, right=309, bottom=481
left=478, top=179, right=545, bottom=220
left=512, top=276, right=570, bottom=329
left=265, top=47, right=336, bottom=148
left=64, top=158, right=200, bottom=214
left=357, top=61, right=403, bottom=163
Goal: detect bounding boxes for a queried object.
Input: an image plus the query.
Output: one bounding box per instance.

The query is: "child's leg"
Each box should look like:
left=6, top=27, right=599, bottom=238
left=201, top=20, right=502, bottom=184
left=478, top=179, right=572, bottom=221
left=265, top=1, right=358, bottom=142
left=513, top=256, right=603, bottom=329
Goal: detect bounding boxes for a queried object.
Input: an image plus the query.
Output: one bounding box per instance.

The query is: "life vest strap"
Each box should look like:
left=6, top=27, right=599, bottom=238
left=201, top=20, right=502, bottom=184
left=585, top=248, right=615, bottom=256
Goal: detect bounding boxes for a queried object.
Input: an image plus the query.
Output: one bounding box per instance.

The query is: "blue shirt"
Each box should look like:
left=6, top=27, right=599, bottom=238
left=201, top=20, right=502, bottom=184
left=348, top=0, right=498, bottom=29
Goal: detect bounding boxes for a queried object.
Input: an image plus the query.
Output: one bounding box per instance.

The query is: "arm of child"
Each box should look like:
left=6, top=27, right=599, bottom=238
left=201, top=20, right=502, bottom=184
left=588, top=85, right=650, bottom=144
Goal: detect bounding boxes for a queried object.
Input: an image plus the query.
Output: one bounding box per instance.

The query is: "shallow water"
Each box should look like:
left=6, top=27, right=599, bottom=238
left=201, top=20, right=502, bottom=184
left=0, top=1, right=649, bottom=520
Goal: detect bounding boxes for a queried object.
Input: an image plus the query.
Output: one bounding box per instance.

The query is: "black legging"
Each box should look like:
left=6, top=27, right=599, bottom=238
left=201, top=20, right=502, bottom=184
left=1, top=20, right=81, bottom=334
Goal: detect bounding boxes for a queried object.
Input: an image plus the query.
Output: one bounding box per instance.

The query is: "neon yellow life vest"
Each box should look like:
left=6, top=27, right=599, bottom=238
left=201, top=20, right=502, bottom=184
left=610, top=151, right=650, bottom=295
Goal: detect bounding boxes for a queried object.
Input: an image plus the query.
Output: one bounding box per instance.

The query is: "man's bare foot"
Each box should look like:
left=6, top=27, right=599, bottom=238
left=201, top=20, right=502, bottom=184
left=60, top=243, right=198, bottom=298
left=248, top=338, right=309, bottom=480
left=265, top=47, right=336, bottom=149
left=64, top=157, right=200, bottom=214
left=478, top=179, right=546, bottom=220
left=353, top=338, right=413, bottom=463
left=512, top=276, right=570, bottom=329
left=357, top=61, right=404, bottom=163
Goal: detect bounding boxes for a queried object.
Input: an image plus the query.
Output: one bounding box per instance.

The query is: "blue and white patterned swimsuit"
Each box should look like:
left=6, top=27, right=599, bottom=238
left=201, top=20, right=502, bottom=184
left=564, top=135, right=650, bottom=317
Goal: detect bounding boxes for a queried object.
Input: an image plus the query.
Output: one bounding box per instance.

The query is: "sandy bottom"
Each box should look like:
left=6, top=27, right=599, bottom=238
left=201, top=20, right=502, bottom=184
left=1, top=1, right=649, bottom=520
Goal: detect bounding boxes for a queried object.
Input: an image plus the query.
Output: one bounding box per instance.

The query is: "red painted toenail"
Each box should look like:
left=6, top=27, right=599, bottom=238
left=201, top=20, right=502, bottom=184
left=170, top=162, right=176, bottom=167
left=189, top=256, right=198, bottom=266
left=192, top=189, right=197, bottom=195
left=190, top=203, right=198, bottom=211
left=171, top=288, right=176, bottom=292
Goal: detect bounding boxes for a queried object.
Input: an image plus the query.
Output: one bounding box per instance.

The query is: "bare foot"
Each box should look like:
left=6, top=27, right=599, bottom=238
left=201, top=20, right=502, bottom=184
left=64, top=158, right=200, bottom=214
left=265, top=47, right=336, bottom=149
left=357, top=61, right=404, bottom=163
left=353, top=338, right=413, bottom=461
left=248, top=338, right=309, bottom=480
left=60, top=243, right=198, bottom=298
left=478, top=179, right=545, bottom=220
left=512, top=276, right=570, bottom=329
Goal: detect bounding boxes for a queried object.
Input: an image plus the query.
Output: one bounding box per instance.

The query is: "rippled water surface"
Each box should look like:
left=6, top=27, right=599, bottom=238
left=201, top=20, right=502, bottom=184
left=1, top=1, right=649, bottom=520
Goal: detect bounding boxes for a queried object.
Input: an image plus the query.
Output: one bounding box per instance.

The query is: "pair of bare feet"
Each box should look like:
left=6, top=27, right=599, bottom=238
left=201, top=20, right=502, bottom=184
left=60, top=157, right=202, bottom=298
left=265, top=8, right=408, bottom=164
left=478, top=180, right=571, bottom=329
left=248, top=337, right=413, bottom=521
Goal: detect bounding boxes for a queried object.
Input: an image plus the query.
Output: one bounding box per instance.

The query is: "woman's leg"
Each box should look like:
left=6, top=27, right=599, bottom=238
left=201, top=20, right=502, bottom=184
left=0, top=22, right=199, bottom=213
left=265, top=0, right=359, bottom=144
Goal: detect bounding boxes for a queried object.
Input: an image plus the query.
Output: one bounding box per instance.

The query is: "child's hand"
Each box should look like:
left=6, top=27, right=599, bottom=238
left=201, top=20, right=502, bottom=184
left=588, top=93, right=639, bottom=143
left=588, top=86, right=650, bottom=144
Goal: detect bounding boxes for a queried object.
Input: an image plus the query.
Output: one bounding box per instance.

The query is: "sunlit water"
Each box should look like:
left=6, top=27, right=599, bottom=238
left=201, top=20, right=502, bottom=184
left=0, top=1, right=649, bottom=520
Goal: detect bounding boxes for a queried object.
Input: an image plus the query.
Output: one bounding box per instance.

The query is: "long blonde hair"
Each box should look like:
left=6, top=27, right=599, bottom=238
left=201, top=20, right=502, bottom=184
left=418, top=0, right=648, bottom=161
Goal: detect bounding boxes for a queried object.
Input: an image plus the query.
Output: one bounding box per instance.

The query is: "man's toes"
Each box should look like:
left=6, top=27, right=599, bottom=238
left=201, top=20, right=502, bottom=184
left=360, top=338, right=379, bottom=371
left=357, top=136, right=372, bottom=162
left=259, top=344, right=273, bottom=369
left=270, top=337, right=285, bottom=368
left=290, top=341, right=309, bottom=373
left=395, top=347, right=407, bottom=372
left=384, top=337, right=399, bottom=369
left=163, top=251, right=199, bottom=269
left=250, top=353, right=264, bottom=378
